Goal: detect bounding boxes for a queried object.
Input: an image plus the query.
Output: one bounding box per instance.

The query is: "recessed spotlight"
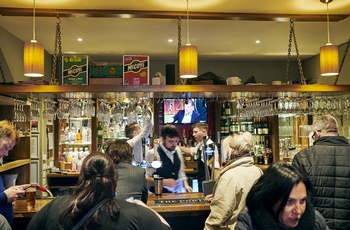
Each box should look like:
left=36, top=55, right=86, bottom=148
left=77, top=38, right=83, bottom=42
left=255, top=40, right=261, bottom=44
left=168, top=39, right=174, bottom=43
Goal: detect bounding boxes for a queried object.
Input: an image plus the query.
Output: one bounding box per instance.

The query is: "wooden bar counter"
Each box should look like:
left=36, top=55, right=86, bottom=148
left=13, top=192, right=210, bottom=230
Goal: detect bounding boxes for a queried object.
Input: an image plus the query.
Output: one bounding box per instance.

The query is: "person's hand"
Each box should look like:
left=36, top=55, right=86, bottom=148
left=4, top=186, right=26, bottom=203
left=205, top=194, right=214, bottom=202
left=163, top=178, right=177, bottom=188
left=185, top=185, right=193, bottom=193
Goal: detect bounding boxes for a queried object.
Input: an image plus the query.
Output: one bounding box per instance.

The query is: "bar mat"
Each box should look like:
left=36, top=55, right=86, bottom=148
left=154, top=198, right=207, bottom=205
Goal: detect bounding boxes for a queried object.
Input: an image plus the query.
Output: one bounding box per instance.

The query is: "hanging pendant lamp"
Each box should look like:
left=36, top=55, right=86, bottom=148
left=179, top=0, right=198, bottom=79
left=24, top=0, right=44, bottom=77
left=319, top=0, right=339, bottom=76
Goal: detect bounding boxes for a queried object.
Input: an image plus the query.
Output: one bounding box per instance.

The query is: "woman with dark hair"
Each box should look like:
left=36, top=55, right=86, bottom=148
left=27, top=152, right=170, bottom=230
left=105, top=139, right=148, bottom=203
left=235, top=162, right=329, bottom=230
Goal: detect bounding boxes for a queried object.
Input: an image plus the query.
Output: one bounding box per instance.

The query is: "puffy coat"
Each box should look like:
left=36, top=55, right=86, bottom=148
left=292, top=136, right=350, bottom=230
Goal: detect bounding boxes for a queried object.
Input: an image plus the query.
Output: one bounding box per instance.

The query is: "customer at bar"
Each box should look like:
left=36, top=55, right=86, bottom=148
left=204, top=131, right=262, bottom=230
left=292, top=114, right=350, bottom=230
left=105, top=139, right=148, bottom=203
left=235, top=162, right=329, bottom=230
left=145, top=124, right=192, bottom=193
left=179, top=122, right=222, bottom=192
left=125, top=113, right=153, bottom=163
left=0, top=120, right=30, bottom=226
left=27, top=152, right=170, bottom=230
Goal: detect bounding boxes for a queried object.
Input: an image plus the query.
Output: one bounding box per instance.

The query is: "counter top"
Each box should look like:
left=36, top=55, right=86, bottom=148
left=13, top=192, right=210, bottom=219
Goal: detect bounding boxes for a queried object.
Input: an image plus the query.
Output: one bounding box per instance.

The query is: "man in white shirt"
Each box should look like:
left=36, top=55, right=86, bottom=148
left=126, top=117, right=153, bottom=163
left=145, top=124, right=192, bottom=193
left=179, top=122, right=223, bottom=192
left=168, top=99, right=200, bottom=124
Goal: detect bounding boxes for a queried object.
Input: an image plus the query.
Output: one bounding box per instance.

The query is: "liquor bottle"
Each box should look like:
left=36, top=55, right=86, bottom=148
left=97, top=122, right=103, bottom=151
left=225, top=101, right=231, bottom=116
left=69, top=123, right=76, bottom=144
left=76, top=127, right=82, bottom=143
left=221, top=102, right=226, bottom=116
left=188, top=130, right=194, bottom=147
left=182, top=129, right=187, bottom=147
left=233, top=118, right=240, bottom=132
left=262, top=117, right=269, bottom=134
left=229, top=118, right=235, bottom=134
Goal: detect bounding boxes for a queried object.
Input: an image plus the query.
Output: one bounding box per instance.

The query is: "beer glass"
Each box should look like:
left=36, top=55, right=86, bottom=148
left=26, top=184, right=37, bottom=209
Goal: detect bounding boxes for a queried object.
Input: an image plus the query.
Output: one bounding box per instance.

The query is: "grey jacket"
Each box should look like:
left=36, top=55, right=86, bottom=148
left=292, top=136, right=350, bottom=230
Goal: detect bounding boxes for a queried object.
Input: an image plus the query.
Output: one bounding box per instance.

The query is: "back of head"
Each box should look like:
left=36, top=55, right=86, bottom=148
left=313, top=115, right=338, bottom=135
left=105, top=139, right=133, bottom=164
left=62, top=152, right=120, bottom=228
left=161, top=124, right=179, bottom=139
left=75, top=152, right=118, bottom=201
left=226, top=131, right=253, bottom=160
left=125, top=122, right=138, bottom=139
left=0, top=120, right=19, bottom=142
left=246, top=162, right=310, bottom=221
left=192, top=122, right=208, bottom=131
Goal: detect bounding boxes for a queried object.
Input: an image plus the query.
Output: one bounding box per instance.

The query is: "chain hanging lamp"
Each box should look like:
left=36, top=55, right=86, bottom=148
left=24, top=0, right=44, bottom=77
left=285, top=19, right=307, bottom=85
left=179, top=0, right=198, bottom=79
left=50, top=15, right=63, bottom=85
left=320, top=0, right=339, bottom=76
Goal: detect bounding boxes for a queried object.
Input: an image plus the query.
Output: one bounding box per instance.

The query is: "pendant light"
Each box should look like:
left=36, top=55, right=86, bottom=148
left=319, top=0, right=339, bottom=76
left=179, top=0, right=198, bottom=79
left=24, top=0, right=44, bottom=77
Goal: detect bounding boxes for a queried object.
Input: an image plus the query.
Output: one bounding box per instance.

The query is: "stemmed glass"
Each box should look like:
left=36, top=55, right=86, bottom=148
left=43, top=99, right=56, bottom=121
left=97, top=99, right=110, bottom=123
left=28, top=99, right=40, bottom=121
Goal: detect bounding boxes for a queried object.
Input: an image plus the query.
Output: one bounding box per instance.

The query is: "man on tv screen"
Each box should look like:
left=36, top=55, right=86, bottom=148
left=168, top=99, right=200, bottom=124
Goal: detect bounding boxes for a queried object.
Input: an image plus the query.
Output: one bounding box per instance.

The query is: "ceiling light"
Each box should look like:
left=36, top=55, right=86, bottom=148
left=255, top=40, right=261, bottom=44
left=23, top=0, right=44, bottom=77
left=168, top=39, right=173, bottom=43
left=179, top=0, right=198, bottom=79
left=320, top=0, right=339, bottom=76
left=77, top=38, right=83, bottom=42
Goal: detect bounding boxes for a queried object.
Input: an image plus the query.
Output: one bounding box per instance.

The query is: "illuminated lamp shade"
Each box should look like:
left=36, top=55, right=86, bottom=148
left=179, top=44, right=198, bottom=79
left=320, top=43, right=339, bottom=76
left=24, top=40, right=44, bottom=77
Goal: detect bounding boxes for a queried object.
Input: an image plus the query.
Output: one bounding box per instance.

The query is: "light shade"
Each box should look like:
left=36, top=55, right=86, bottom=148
left=179, top=44, right=198, bottom=79
left=320, top=43, right=339, bottom=76
left=24, top=40, right=44, bottom=77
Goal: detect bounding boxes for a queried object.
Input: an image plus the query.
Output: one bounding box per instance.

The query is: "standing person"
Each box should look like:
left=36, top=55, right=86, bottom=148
left=235, top=162, right=329, bottom=230
left=105, top=139, right=148, bottom=203
left=179, top=122, right=222, bottom=192
left=168, top=99, right=200, bottom=124
left=125, top=114, right=153, bottom=163
left=292, top=114, right=350, bottom=230
left=27, top=152, right=170, bottom=230
left=204, top=132, right=262, bottom=230
left=0, top=120, right=30, bottom=226
left=145, top=124, right=192, bottom=193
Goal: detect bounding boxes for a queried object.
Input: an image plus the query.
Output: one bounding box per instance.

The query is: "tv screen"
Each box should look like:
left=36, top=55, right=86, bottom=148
left=164, top=98, right=207, bottom=124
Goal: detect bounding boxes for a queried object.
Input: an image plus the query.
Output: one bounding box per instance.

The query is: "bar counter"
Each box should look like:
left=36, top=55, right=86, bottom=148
left=13, top=192, right=210, bottom=230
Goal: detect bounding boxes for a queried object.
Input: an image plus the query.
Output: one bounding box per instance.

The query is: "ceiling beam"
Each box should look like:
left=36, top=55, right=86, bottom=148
left=0, top=7, right=348, bottom=22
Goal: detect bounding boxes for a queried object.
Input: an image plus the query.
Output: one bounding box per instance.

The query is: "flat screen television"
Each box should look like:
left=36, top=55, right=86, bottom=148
left=163, top=98, right=207, bottom=124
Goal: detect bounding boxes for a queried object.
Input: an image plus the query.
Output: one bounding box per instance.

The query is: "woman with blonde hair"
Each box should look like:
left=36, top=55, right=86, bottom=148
left=204, top=132, right=263, bottom=230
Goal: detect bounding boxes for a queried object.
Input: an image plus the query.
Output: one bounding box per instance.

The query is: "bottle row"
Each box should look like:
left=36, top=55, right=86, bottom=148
left=220, top=117, right=269, bottom=135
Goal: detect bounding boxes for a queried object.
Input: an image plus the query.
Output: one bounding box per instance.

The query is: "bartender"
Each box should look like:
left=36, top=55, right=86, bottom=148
left=145, top=124, right=192, bottom=193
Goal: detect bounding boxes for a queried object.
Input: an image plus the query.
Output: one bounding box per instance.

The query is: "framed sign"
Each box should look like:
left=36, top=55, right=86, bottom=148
left=31, top=135, right=39, bottom=158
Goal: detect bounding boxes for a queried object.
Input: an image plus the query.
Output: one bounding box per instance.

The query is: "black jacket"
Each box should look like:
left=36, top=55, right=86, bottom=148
left=292, top=136, right=350, bottom=230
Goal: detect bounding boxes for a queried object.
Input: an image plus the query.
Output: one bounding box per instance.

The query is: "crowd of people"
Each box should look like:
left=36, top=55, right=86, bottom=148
left=0, top=113, right=349, bottom=229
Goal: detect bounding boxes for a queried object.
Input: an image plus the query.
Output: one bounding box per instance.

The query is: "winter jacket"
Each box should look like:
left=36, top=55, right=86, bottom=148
left=292, top=136, right=350, bottom=230
left=204, top=157, right=262, bottom=230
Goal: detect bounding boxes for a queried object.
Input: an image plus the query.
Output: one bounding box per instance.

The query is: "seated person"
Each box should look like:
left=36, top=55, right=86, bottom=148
left=235, top=162, right=329, bottom=230
left=105, top=139, right=148, bottom=203
left=27, top=152, right=170, bottom=230
left=168, top=99, right=200, bottom=124
left=145, top=124, right=192, bottom=193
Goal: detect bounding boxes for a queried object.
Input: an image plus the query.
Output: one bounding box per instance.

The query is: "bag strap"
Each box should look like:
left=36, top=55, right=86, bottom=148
left=71, top=198, right=110, bottom=230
